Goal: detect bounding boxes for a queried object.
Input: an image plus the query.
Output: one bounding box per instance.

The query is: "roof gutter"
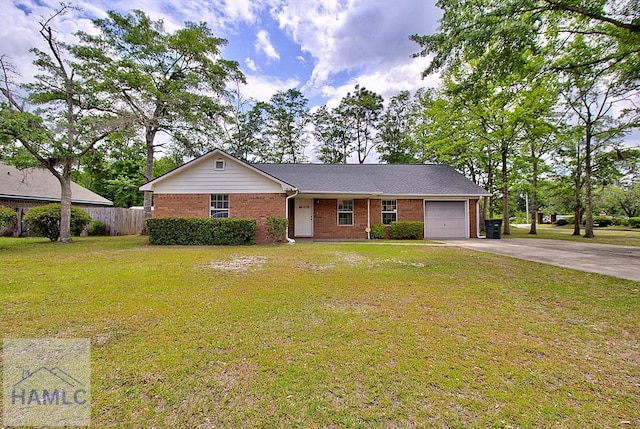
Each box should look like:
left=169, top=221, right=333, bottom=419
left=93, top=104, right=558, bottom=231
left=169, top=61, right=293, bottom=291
left=285, top=190, right=299, bottom=244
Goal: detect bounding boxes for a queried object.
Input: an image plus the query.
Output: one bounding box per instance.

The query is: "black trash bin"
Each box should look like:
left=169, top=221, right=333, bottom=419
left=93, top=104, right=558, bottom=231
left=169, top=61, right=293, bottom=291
left=484, top=219, right=503, bottom=239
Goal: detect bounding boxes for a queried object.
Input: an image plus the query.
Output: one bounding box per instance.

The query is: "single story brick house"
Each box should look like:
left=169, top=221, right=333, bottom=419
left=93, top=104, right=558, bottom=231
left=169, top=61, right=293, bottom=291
left=1, top=162, right=113, bottom=236
left=140, top=149, right=490, bottom=243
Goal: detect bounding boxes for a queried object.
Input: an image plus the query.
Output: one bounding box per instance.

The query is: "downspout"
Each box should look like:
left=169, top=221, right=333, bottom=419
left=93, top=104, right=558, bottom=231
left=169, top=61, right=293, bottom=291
left=476, top=198, right=481, bottom=238
left=367, top=198, right=371, bottom=240
left=285, top=190, right=299, bottom=244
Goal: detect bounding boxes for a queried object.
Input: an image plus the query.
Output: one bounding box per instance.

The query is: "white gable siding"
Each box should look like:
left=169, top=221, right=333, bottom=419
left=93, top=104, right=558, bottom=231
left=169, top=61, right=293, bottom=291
left=152, top=156, right=285, bottom=194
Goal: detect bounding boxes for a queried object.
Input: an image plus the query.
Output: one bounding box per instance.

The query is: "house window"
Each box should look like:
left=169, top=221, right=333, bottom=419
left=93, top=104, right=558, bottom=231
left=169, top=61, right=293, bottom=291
left=211, top=194, right=229, bottom=218
left=382, top=200, right=397, bottom=225
left=214, top=159, right=226, bottom=170
left=338, top=199, right=354, bottom=226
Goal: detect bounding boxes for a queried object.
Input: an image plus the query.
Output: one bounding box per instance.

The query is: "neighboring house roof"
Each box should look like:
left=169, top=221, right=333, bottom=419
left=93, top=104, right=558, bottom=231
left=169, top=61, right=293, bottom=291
left=0, top=162, right=113, bottom=206
left=253, top=163, right=490, bottom=197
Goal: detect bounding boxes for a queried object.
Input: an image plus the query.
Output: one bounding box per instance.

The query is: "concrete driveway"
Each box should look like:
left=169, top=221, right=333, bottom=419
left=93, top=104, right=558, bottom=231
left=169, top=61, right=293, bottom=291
left=444, top=238, right=640, bottom=282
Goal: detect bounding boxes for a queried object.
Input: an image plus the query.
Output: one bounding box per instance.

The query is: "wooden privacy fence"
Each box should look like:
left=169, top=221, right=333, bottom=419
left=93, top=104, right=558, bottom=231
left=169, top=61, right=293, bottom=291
left=83, top=207, right=146, bottom=236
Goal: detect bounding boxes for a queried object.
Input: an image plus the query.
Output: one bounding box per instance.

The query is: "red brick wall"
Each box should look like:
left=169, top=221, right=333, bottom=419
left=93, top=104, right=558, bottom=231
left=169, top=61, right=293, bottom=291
left=469, top=199, right=478, bottom=238
left=397, top=199, right=424, bottom=221
left=310, top=198, right=369, bottom=240
left=300, top=198, right=427, bottom=240
left=231, top=193, right=286, bottom=243
left=153, top=194, right=209, bottom=218
left=369, top=199, right=382, bottom=224
left=153, top=193, right=286, bottom=244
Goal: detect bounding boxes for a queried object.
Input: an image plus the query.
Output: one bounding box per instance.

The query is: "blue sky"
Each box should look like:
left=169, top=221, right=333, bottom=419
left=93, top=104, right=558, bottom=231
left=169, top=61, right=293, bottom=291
left=0, top=0, right=442, bottom=108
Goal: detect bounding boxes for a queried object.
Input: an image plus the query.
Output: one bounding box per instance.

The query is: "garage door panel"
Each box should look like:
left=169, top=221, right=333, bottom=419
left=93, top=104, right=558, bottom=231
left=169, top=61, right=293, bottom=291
left=425, top=201, right=467, bottom=238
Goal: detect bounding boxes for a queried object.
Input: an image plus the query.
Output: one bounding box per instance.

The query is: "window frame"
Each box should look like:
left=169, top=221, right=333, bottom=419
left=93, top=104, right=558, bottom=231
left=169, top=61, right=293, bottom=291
left=381, top=199, right=397, bottom=225
left=337, top=199, right=354, bottom=226
left=214, top=159, right=226, bottom=171
left=211, top=194, right=229, bottom=218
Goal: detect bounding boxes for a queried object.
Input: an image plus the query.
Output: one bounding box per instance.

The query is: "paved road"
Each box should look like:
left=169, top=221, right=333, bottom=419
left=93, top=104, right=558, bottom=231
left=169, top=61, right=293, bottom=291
left=444, top=238, right=640, bottom=282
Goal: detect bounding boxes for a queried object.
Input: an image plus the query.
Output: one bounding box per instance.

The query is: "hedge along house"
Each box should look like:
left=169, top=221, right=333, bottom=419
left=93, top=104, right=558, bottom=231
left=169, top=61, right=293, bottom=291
left=140, top=149, right=490, bottom=243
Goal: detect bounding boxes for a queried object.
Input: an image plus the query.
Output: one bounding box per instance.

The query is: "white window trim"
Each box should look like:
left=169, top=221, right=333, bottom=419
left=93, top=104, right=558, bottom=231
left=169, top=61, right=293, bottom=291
left=214, top=159, right=226, bottom=171
left=381, top=199, right=397, bottom=225
left=337, top=199, right=354, bottom=226
left=211, top=194, right=229, bottom=218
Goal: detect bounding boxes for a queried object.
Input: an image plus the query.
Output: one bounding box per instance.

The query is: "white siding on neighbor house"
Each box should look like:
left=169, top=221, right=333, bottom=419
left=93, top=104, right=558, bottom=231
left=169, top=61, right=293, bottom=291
left=152, top=156, right=285, bottom=194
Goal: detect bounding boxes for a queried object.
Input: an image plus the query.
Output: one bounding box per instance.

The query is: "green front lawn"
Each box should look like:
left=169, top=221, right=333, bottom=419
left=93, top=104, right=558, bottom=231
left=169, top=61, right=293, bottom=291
left=1, top=236, right=638, bottom=427
left=508, top=224, right=640, bottom=247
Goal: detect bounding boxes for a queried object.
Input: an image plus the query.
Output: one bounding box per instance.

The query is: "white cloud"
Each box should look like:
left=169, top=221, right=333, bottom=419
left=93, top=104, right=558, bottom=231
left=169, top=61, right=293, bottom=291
left=244, top=57, right=260, bottom=73
left=254, top=29, right=280, bottom=61
left=243, top=73, right=300, bottom=102
left=2, top=0, right=444, bottom=110
left=274, top=0, right=440, bottom=93
left=0, top=1, right=100, bottom=87
left=319, top=56, right=438, bottom=109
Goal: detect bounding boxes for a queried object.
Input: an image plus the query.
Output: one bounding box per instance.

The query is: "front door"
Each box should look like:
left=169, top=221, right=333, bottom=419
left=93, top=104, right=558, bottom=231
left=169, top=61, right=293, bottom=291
left=295, top=199, right=313, bottom=237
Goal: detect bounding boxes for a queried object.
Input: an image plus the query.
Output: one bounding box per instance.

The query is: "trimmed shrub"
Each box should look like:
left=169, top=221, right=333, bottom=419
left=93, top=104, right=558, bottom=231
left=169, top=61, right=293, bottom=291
left=88, top=220, right=108, bottom=236
left=612, top=218, right=629, bottom=227
left=593, top=217, right=613, bottom=227
left=147, top=217, right=256, bottom=245
left=71, top=208, right=91, bottom=236
left=146, top=218, right=216, bottom=245
left=213, top=218, right=256, bottom=245
left=266, top=217, right=288, bottom=242
left=629, top=217, right=640, bottom=228
left=389, top=221, right=424, bottom=240
left=0, top=205, right=17, bottom=229
left=370, top=223, right=386, bottom=239
left=23, top=204, right=91, bottom=241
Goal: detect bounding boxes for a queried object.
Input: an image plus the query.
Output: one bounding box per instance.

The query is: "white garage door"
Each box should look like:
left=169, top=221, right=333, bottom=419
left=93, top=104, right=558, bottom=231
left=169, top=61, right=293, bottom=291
left=424, top=201, right=468, bottom=239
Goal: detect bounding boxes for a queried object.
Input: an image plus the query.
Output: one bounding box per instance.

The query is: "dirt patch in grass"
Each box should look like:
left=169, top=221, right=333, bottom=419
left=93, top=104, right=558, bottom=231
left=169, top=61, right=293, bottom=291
left=296, top=261, right=336, bottom=272
left=334, top=251, right=370, bottom=266
left=203, top=255, right=267, bottom=272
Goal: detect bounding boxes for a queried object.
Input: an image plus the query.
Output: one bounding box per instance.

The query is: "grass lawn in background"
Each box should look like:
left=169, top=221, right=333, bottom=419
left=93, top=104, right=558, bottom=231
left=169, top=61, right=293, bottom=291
left=507, top=223, right=640, bottom=247
left=1, top=236, right=638, bottom=427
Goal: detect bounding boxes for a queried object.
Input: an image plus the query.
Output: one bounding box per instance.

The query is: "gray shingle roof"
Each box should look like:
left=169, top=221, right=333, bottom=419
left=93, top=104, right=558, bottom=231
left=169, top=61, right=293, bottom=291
left=252, top=164, right=489, bottom=196
left=0, top=162, right=112, bottom=205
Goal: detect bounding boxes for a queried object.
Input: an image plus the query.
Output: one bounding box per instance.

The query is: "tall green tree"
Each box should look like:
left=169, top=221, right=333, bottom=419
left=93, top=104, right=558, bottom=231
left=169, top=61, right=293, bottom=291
left=560, top=35, right=631, bottom=237
left=74, top=10, right=242, bottom=216
left=339, top=85, right=384, bottom=164
left=411, top=0, right=640, bottom=236
left=263, top=89, right=309, bottom=163
left=603, top=183, right=640, bottom=217
left=411, top=0, right=640, bottom=88
left=312, top=105, right=351, bottom=163
left=378, top=90, right=423, bottom=164
left=517, top=83, right=559, bottom=235
left=0, top=6, right=121, bottom=242
left=219, top=76, right=256, bottom=161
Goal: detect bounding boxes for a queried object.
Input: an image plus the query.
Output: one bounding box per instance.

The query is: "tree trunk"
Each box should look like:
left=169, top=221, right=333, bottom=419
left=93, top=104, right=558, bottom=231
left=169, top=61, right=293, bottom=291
left=58, top=161, right=74, bottom=243
left=583, top=123, right=594, bottom=238
left=573, top=202, right=581, bottom=236
left=501, top=148, right=510, bottom=235
left=143, top=128, right=157, bottom=220
left=529, top=156, right=538, bottom=235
